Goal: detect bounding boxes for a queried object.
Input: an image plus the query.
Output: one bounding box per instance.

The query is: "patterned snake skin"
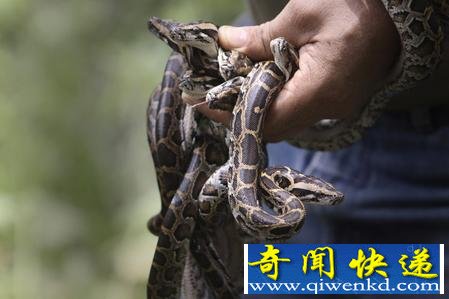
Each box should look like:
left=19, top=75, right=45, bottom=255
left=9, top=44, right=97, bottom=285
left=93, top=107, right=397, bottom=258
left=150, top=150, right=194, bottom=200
left=146, top=18, right=343, bottom=298
left=145, top=1, right=447, bottom=297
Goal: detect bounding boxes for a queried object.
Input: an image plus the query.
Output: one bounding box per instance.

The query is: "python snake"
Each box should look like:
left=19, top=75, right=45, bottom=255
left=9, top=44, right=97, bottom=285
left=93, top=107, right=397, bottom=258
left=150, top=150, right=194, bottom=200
left=145, top=1, right=448, bottom=297
left=146, top=17, right=344, bottom=299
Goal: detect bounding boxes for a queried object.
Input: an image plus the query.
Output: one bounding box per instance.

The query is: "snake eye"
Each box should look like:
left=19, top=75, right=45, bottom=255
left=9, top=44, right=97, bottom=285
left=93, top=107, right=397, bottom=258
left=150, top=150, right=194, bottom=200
left=170, top=30, right=184, bottom=40
left=292, top=188, right=316, bottom=199
left=274, top=175, right=290, bottom=189
left=179, top=79, right=192, bottom=90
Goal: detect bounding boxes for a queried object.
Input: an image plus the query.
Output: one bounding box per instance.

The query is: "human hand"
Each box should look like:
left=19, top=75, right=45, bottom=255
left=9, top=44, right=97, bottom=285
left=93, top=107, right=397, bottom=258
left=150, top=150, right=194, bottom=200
left=196, top=0, right=400, bottom=142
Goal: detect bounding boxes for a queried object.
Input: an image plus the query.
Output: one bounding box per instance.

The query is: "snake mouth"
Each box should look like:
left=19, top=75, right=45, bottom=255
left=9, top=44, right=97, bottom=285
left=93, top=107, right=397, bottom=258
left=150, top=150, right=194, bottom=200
left=292, top=188, right=344, bottom=205
left=330, top=191, right=345, bottom=204
left=148, top=17, right=175, bottom=36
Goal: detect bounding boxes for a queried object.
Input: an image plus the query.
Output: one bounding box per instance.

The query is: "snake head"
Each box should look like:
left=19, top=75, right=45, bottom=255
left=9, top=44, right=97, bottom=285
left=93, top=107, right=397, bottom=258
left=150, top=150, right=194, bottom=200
left=205, top=76, right=244, bottom=111
left=218, top=48, right=253, bottom=80
left=270, top=37, right=299, bottom=81
left=148, top=16, right=219, bottom=58
left=148, top=17, right=182, bottom=52
left=179, top=70, right=222, bottom=101
left=171, top=22, right=219, bottom=57
left=270, top=37, right=289, bottom=56
left=264, top=167, right=344, bottom=206
left=289, top=173, right=344, bottom=205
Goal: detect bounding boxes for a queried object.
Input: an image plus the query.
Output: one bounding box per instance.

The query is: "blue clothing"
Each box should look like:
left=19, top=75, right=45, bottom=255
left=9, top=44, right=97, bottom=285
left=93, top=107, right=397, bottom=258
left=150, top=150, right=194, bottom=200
left=260, top=108, right=449, bottom=298
left=268, top=108, right=449, bottom=223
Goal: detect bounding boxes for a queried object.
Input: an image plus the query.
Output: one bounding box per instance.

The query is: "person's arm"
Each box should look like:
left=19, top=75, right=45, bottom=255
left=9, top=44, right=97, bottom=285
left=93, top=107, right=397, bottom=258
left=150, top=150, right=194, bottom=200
left=195, top=0, right=446, bottom=142
left=381, top=0, right=446, bottom=95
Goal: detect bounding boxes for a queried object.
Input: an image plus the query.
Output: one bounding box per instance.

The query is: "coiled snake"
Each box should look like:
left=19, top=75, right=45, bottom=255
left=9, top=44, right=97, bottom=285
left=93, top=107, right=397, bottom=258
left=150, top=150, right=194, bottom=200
left=146, top=17, right=344, bottom=299
left=144, top=0, right=449, bottom=297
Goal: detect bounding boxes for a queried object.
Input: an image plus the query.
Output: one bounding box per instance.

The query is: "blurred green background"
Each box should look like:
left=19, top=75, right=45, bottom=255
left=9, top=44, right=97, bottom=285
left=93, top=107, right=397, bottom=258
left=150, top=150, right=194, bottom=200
left=0, top=0, right=242, bottom=298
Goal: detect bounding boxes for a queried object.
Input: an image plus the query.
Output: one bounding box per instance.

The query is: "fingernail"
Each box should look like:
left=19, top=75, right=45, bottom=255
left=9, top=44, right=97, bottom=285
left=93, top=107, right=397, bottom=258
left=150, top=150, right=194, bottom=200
left=219, top=26, right=248, bottom=48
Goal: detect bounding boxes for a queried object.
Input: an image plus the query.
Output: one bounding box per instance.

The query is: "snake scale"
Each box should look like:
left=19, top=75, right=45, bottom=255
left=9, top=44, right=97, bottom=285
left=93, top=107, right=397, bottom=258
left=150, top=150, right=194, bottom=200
left=146, top=17, right=343, bottom=298
left=145, top=0, right=447, bottom=296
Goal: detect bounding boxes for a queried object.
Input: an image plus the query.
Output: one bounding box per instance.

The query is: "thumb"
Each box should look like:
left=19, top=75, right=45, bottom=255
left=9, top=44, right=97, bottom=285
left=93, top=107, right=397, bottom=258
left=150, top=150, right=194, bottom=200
left=218, top=23, right=275, bottom=61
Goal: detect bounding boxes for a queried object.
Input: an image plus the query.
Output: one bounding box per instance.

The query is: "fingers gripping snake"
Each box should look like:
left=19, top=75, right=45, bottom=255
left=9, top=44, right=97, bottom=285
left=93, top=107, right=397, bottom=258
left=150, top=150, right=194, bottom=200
left=146, top=18, right=343, bottom=298
left=224, top=39, right=342, bottom=240
left=145, top=0, right=448, bottom=296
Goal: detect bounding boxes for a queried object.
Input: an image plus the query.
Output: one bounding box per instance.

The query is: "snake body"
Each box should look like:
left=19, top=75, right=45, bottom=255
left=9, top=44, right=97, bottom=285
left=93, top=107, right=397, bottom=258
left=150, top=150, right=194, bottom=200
left=145, top=1, right=448, bottom=297
left=148, top=19, right=242, bottom=299
left=146, top=53, right=188, bottom=235
left=228, top=60, right=311, bottom=239
left=146, top=17, right=344, bottom=299
left=147, top=134, right=228, bottom=298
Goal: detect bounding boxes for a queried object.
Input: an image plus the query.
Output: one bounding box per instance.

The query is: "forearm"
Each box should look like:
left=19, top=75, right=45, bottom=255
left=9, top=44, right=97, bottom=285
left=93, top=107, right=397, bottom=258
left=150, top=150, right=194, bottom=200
left=380, top=0, right=448, bottom=94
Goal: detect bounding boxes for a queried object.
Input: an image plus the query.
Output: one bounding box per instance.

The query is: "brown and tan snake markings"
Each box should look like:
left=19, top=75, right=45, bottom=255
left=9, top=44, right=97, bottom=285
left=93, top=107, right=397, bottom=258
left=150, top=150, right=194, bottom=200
left=146, top=17, right=343, bottom=299
left=146, top=53, right=188, bottom=236
left=145, top=0, right=447, bottom=296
